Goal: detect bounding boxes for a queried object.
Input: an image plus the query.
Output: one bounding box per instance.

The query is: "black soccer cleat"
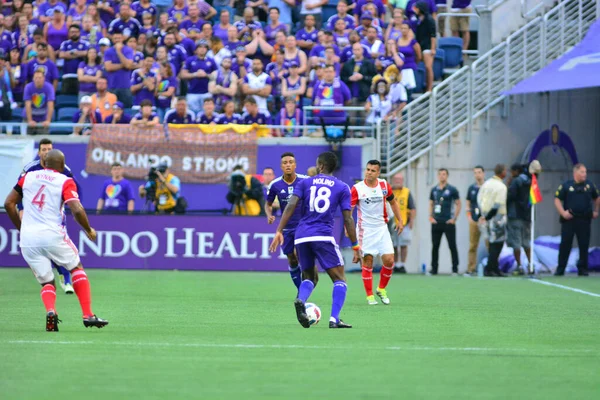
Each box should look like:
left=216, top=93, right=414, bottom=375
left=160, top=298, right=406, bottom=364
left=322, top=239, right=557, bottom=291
left=294, top=299, right=310, bottom=328
left=329, top=319, right=352, bottom=329
left=394, top=266, right=407, bottom=274
left=83, top=315, right=109, bottom=329
left=46, top=311, right=60, bottom=332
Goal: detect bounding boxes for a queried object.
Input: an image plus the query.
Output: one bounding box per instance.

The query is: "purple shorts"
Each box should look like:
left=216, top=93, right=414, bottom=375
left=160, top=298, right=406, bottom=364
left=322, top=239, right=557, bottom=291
left=295, top=240, right=344, bottom=271
left=282, top=229, right=296, bottom=256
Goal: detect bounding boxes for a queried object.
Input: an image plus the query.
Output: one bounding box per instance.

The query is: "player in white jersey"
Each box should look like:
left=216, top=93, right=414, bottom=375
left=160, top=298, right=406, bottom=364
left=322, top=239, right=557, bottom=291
left=4, top=150, right=108, bottom=332
left=351, top=160, right=404, bottom=305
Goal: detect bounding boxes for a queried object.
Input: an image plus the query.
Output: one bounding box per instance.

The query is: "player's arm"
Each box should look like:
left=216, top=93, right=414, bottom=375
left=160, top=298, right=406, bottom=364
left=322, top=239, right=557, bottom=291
left=264, top=197, right=275, bottom=224
left=450, top=197, right=461, bottom=224
left=429, top=199, right=436, bottom=224
left=269, top=194, right=299, bottom=252
left=342, top=209, right=361, bottom=263
left=68, top=200, right=96, bottom=240
left=96, top=198, right=104, bottom=214
left=388, top=197, right=404, bottom=232
left=4, top=188, right=23, bottom=231
left=275, top=194, right=298, bottom=233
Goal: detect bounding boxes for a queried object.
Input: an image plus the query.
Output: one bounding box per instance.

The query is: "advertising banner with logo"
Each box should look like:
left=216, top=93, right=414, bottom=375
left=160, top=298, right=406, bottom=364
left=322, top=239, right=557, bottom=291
left=0, top=214, right=346, bottom=271
left=85, top=125, right=267, bottom=184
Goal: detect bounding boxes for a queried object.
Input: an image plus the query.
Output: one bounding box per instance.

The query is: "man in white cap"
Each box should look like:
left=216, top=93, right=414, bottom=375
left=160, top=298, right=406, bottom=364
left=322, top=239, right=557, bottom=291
left=73, top=95, right=102, bottom=135
left=98, top=38, right=111, bottom=60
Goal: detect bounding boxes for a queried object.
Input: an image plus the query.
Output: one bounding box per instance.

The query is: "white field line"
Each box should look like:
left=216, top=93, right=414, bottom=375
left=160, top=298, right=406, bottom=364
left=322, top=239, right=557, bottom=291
left=4, top=340, right=598, bottom=355
left=529, top=278, right=600, bottom=298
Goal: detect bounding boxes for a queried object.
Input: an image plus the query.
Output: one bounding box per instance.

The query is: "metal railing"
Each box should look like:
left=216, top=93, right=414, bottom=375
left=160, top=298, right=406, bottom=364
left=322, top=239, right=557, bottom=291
left=0, top=121, right=376, bottom=138
left=381, top=0, right=598, bottom=180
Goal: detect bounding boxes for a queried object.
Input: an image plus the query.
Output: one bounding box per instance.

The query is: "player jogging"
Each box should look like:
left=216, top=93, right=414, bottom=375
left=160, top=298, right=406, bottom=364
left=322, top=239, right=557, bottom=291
left=265, top=152, right=309, bottom=290
left=21, top=138, right=77, bottom=295
left=270, top=152, right=361, bottom=329
left=351, top=160, right=404, bottom=305
left=5, top=150, right=108, bottom=332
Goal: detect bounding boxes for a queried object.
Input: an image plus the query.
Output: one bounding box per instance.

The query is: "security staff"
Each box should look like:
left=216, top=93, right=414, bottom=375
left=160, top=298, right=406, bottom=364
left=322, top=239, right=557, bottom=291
left=554, top=163, right=599, bottom=276
left=429, top=168, right=461, bottom=275
left=387, top=172, right=416, bottom=274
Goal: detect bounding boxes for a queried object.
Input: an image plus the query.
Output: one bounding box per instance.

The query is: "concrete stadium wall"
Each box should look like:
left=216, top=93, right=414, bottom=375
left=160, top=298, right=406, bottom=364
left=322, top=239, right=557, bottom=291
left=399, top=87, right=600, bottom=274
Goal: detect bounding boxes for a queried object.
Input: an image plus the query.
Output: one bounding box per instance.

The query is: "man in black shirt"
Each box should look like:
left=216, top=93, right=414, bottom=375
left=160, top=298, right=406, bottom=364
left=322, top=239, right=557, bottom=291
left=554, top=163, right=599, bottom=276
left=429, top=168, right=461, bottom=275
left=506, top=164, right=532, bottom=276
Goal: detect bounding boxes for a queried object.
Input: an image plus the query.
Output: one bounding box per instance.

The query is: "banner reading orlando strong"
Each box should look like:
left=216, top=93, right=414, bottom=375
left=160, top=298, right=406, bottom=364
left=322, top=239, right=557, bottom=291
left=85, top=124, right=265, bottom=183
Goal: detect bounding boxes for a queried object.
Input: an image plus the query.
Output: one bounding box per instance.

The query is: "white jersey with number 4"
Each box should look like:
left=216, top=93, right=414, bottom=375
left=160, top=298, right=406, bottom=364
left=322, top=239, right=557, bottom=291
left=351, top=179, right=395, bottom=256
left=17, top=169, right=80, bottom=248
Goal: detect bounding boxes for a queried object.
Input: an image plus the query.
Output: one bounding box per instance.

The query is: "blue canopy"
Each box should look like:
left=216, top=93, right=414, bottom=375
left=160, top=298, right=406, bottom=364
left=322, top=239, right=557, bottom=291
left=505, top=20, right=600, bottom=95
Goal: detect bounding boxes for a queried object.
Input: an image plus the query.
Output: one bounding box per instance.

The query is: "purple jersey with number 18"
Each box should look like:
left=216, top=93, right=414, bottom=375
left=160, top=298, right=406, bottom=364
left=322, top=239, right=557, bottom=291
left=293, top=174, right=351, bottom=240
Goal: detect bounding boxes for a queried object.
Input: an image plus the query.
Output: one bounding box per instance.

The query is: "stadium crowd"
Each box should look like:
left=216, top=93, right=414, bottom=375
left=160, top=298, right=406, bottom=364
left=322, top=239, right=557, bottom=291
left=0, top=0, right=473, bottom=135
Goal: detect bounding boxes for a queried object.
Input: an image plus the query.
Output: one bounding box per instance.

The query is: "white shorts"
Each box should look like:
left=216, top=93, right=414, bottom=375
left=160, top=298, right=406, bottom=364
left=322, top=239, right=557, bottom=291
left=401, top=68, right=416, bottom=90
left=359, top=226, right=395, bottom=257
left=21, top=239, right=80, bottom=284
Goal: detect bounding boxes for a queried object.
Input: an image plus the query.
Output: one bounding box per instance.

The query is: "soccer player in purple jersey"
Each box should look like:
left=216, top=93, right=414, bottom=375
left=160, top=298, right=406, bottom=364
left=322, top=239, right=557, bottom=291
left=270, top=152, right=361, bottom=329
left=265, top=153, right=309, bottom=291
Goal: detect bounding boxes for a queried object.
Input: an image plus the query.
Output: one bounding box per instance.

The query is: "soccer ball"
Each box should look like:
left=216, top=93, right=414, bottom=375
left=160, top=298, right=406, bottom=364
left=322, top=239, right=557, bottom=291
left=305, top=303, right=321, bottom=326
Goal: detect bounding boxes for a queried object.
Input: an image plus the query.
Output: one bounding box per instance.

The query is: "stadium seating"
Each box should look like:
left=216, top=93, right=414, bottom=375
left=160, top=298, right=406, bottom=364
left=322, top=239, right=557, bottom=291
left=55, top=94, right=79, bottom=110
left=11, top=108, right=23, bottom=122
left=57, top=107, right=79, bottom=122
left=433, top=48, right=445, bottom=81
left=438, top=37, right=464, bottom=72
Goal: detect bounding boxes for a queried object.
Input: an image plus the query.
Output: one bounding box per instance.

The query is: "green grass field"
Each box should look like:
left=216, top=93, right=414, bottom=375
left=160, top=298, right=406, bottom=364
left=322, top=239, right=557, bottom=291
left=1, top=268, right=599, bottom=400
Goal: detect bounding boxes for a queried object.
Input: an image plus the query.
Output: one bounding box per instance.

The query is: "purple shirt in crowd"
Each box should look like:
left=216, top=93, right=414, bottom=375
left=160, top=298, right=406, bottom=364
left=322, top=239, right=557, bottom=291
left=168, top=6, right=189, bottom=23
left=156, top=76, right=177, bottom=109
left=131, top=1, right=158, bottom=24
left=312, top=78, right=351, bottom=123
left=100, top=178, right=135, bottom=212
left=23, top=81, right=55, bottom=122
left=23, top=59, right=59, bottom=84
left=131, top=69, right=157, bottom=106
left=104, top=46, right=134, bottom=89
left=59, top=39, right=90, bottom=74
left=183, top=56, right=217, bottom=94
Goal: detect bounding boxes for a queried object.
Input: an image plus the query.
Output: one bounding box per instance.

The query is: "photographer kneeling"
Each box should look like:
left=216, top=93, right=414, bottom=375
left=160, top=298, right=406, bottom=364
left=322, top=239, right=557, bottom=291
left=139, top=162, right=186, bottom=214
left=226, top=165, right=265, bottom=216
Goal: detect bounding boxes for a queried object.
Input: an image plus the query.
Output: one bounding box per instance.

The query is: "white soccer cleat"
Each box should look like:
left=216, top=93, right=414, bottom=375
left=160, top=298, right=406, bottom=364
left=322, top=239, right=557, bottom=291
left=58, top=274, right=66, bottom=290
left=376, top=288, right=390, bottom=305
left=64, top=283, right=74, bottom=295
left=366, top=295, right=378, bottom=305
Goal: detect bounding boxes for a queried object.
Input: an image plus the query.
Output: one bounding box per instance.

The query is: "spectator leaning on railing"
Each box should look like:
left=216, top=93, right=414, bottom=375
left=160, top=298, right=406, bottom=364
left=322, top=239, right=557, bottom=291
left=73, top=95, right=102, bottom=135
left=24, top=69, right=55, bottom=135
left=97, top=162, right=135, bottom=214
left=131, top=99, right=160, bottom=127
left=104, top=102, right=132, bottom=124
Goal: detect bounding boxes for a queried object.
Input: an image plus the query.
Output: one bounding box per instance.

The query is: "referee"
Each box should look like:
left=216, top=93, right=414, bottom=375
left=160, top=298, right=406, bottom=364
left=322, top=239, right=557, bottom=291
left=554, top=163, right=599, bottom=276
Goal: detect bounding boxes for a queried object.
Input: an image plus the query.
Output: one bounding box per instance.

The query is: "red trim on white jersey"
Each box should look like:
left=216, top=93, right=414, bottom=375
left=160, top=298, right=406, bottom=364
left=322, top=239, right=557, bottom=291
left=62, top=179, right=79, bottom=203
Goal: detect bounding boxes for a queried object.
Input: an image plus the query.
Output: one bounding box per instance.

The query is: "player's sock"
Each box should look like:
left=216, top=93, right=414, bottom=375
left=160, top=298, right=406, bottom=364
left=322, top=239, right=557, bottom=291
left=71, top=270, right=93, bottom=317
left=297, top=280, right=315, bottom=303
left=379, top=265, right=394, bottom=289
left=361, top=266, right=373, bottom=296
left=330, top=281, right=347, bottom=323
left=54, top=264, right=72, bottom=285
left=40, top=284, right=56, bottom=313
left=288, top=265, right=302, bottom=289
